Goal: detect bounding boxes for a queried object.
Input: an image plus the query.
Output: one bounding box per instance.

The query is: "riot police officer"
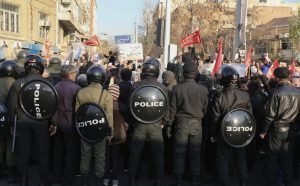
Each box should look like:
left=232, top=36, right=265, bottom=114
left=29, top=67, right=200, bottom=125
left=47, top=57, right=62, bottom=85
left=0, top=60, right=18, bottom=183
left=16, top=50, right=29, bottom=64
left=259, top=67, right=300, bottom=186
left=210, top=66, right=252, bottom=186
left=166, top=62, right=208, bottom=186
left=75, top=65, right=113, bottom=186
left=7, top=55, right=55, bottom=186
left=128, top=58, right=168, bottom=186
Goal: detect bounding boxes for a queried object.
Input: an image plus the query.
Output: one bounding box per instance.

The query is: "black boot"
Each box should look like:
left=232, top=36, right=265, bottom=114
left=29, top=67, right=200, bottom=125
left=7, top=166, right=17, bottom=183
left=239, top=181, right=247, bottom=186
left=173, top=174, right=183, bottom=186
left=192, top=176, right=200, bottom=186
left=153, top=179, right=161, bottom=186
left=82, top=175, right=89, bottom=186
left=39, top=176, right=50, bottom=186
left=19, top=173, right=28, bottom=186
left=96, top=177, right=104, bottom=186
left=129, top=178, right=137, bottom=186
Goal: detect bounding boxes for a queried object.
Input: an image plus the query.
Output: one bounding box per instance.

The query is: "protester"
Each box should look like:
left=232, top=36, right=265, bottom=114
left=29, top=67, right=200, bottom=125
left=51, top=65, right=81, bottom=185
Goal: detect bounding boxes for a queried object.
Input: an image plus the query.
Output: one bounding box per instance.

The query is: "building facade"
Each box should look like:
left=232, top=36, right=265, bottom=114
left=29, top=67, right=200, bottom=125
left=0, top=0, right=97, bottom=59
left=0, top=0, right=57, bottom=58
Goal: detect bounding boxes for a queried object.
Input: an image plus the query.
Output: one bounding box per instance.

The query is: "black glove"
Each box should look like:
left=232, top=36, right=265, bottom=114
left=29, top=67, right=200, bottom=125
left=165, top=125, right=172, bottom=138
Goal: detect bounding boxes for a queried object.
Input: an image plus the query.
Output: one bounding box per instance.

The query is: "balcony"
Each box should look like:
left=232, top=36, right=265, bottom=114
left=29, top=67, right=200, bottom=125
left=58, top=11, right=84, bottom=34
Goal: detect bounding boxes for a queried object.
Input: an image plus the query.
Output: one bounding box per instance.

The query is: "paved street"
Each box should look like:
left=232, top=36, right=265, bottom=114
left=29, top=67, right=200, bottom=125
left=0, top=158, right=299, bottom=186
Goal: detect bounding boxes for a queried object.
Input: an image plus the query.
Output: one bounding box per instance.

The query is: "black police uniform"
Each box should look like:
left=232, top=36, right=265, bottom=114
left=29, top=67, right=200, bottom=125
left=129, top=59, right=168, bottom=186
left=0, top=60, right=18, bottom=181
left=210, top=66, right=252, bottom=186
left=261, top=67, right=300, bottom=186
left=7, top=55, right=51, bottom=186
left=168, top=62, right=208, bottom=185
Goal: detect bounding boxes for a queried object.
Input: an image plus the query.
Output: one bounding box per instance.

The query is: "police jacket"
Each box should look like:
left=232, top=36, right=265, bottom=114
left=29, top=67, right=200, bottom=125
left=75, top=82, right=113, bottom=133
left=210, top=84, right=252, bottom=137
left=132, top=76, right=169, bottom=124
left=262, top=82, right=300, bottom=133
left=0, top=77, right=15, bottom=102
left=169, top=79, right=208, bottom=122
left=7, top=74, right=49, bottom=125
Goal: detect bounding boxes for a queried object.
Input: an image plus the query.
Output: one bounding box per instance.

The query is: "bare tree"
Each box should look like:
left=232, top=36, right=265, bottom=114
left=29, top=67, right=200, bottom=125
left=141, top=0, right=156, bottom=56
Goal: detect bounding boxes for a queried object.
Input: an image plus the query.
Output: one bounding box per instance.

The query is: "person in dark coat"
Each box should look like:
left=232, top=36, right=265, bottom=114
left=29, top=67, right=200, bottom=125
left=259, top=67, right=300, bottom=186
left=0, top=60, right=18, bottom=183
left=51, top=65, right=81, bottom=185
left=166, top=62, right=208, bottom=186
left=210, top=66, right=252, bottom=186
left=128, top=59, right=168, bottom=186
left=118, top=68, right=133, bottom=172
left=7, top=55, right=55, bottom=186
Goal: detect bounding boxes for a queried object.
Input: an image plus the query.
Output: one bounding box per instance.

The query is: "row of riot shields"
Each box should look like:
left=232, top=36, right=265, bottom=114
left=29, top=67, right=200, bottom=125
left=0, top=78, right=256, bottom=147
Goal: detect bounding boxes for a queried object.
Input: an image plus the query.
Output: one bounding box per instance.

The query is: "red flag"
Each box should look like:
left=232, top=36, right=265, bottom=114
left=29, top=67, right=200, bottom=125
left=244, top=46, right=253, bottom=69
left=266, top=59, right=279, bottom=79
left=84, top=35, right=100, bottom=46
left=211, top=39, right=223, bottom=77
left=290, top=59, right=296, bottom=79
left=180, top=30, right=201, bottom=47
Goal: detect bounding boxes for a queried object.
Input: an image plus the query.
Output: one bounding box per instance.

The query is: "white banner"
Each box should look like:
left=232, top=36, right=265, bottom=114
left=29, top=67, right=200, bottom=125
left=117, top=43, right=144, bottom=60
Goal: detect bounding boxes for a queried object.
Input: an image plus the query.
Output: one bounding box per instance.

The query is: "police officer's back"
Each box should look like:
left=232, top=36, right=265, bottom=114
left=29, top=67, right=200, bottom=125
left=0, top=60, right=18, bottom=182
left=0, top=60, right=18, bottom=102
left=75, top=65, right=113, bottom=186
left=7, top=54, right=54, bottom=186
left=210, top=66, right=252, bottom=186
left=47, top=57, right=62, bottom=85
left=129, top=58, right=168, bottom=186
left=167, top=62, right=208, bottom=186
left=259, top=67, right=300, bottom=186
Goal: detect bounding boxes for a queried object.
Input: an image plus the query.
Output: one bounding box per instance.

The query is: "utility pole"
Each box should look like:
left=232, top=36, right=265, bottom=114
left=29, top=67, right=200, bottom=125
left=232, top=0, right=248, bottom=62
left=135, top=22, right=138, bottom=43
left=163, top=0, right=171, bottom=67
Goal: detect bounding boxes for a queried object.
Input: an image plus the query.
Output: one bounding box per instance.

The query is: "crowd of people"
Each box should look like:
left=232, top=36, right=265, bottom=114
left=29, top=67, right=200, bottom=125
left=0, top=51, right=299, bottom=186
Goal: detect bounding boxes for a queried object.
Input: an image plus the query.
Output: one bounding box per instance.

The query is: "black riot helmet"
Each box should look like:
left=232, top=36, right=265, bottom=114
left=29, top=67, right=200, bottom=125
left=141, top=58, right=160, bottom=79
left=220, top=66, right=239, bottom=86
left=86, top=65, right=106, bottom=84
left=49, top=57, right=62, bottom=66
left=24, top=54, right=45, bottom=75
left=76, top=74, right=88, bottom=87
left=48, top=57, right=62, bottom=73
left=17, top=50, right=29, bottom=63
left=0, top=60, right=19, bottom=78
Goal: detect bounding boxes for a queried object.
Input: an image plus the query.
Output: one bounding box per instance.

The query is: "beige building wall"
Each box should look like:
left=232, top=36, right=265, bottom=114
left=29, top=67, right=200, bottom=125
left=31, top=0, right=57, bottom=44
left=0, top=0, right=57, bottom=59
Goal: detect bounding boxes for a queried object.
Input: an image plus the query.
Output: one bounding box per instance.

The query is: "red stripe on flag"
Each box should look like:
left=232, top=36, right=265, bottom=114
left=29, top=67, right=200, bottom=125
left=266, top=59, right=279, bottom=79
left=211, top=38, right=223, bottom=77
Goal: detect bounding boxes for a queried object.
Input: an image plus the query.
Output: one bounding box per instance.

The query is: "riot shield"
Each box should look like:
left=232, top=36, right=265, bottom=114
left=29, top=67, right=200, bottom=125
left=130, top=85, right=168, bottom=124
left=221, top=108, right=256, bottom=148
left=75, top=103, right=108, bottom=143
left=19, top=79, right=58, bottom=120
left=0, top=102, right=9, bottom=141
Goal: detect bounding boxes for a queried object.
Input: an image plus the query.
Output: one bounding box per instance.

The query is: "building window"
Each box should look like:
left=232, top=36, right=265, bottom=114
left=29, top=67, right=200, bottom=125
left=38, top=12, right=50, bottom=39
left=281, top=39, right=290, bottom=50
left=0, top=2, right=19, bottom=33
